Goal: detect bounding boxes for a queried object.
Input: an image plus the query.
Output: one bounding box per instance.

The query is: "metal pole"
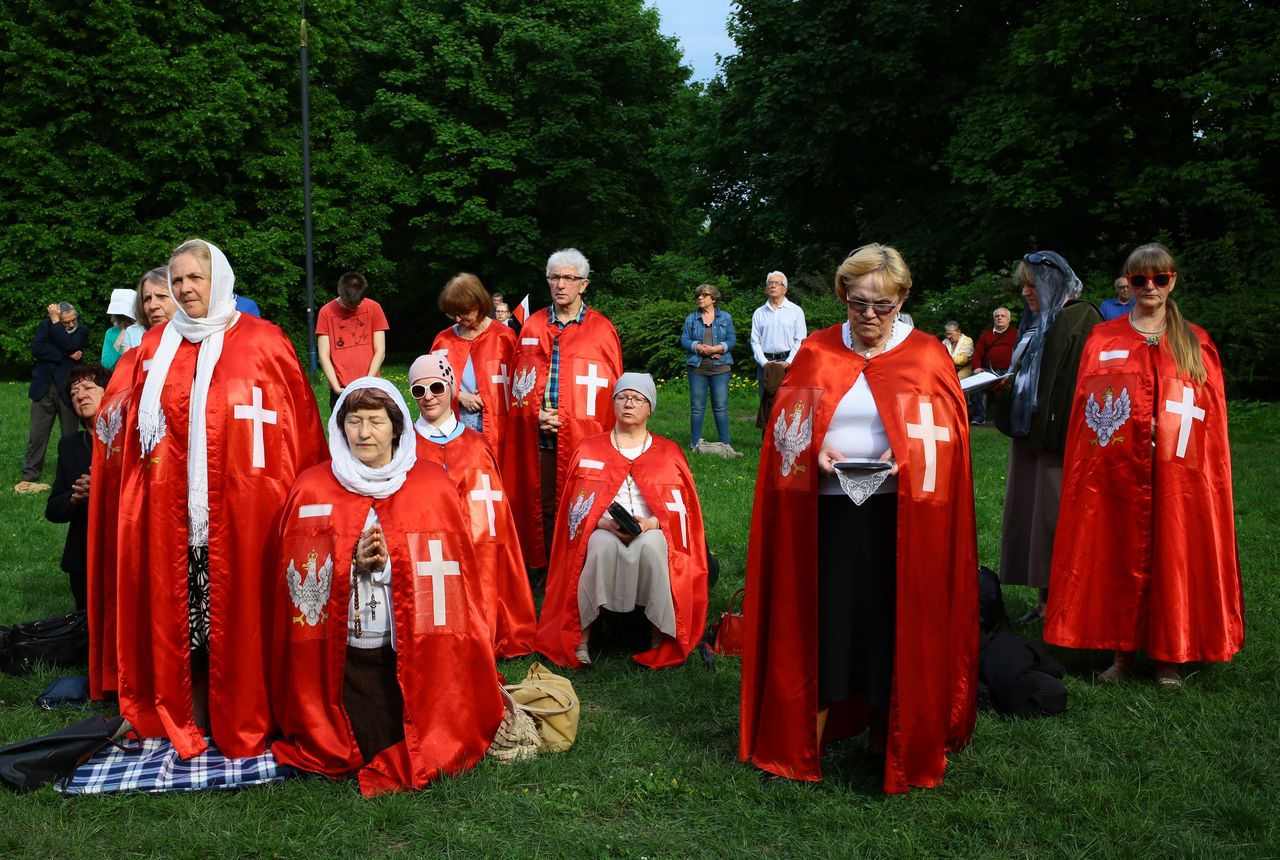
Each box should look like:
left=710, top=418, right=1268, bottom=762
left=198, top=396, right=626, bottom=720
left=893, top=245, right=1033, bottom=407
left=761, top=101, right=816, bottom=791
left=300, top=1, right=317, bottom=372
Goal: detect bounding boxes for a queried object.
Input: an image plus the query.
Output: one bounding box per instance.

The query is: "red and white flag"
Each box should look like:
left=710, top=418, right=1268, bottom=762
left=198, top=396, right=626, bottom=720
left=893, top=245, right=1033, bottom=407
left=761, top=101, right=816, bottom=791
left=513, top=294, right=530, bottom=324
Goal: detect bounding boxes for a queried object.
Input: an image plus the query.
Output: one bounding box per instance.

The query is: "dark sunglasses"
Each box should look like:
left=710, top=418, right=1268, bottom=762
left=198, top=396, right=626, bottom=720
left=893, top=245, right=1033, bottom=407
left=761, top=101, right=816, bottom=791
left=410, top=380, right=448, bottom=399
left=1125, top=272, right=1175, bottom=289
left=1023, top=252, right=1063, bottom=273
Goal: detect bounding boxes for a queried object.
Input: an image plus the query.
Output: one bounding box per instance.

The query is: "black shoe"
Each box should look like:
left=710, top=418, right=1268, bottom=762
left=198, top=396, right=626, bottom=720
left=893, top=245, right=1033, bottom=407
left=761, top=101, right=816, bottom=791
left=1013, top=606, right=1045, bottom=625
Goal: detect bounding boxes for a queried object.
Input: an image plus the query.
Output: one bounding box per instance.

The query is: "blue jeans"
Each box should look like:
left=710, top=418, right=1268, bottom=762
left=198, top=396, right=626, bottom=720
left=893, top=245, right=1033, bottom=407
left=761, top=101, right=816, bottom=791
left=689, top=370, right=730, bottom=446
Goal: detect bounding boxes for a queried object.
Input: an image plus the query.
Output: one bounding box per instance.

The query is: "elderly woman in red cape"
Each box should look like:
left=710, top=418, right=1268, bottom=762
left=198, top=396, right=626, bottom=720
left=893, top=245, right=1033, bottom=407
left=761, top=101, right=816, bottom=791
left=409, top=353, right=537, bottom=659
left=271, top=377, right=503, bottom=796
left=115, top=240, right=326, bottom=759
left=1045, top=243, right=1244, bottom=686
left=430, top=272, right=518, bottom=456
left=739, top=244, right=978, bottom=793
left=536, top=372, right=708, bottom=669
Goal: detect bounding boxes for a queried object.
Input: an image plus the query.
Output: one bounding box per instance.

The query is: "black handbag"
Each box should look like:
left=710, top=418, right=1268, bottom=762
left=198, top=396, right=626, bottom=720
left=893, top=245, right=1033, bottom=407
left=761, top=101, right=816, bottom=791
left=0, top=610, right=89, bottom=676
left=606, top=502, right=642, bottom=536
left=0, top=715, right=129, bottom=792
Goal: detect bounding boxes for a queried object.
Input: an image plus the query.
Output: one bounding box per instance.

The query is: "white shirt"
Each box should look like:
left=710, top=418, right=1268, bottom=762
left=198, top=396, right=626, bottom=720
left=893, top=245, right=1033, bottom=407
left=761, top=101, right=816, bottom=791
left=607, top=438, right=654, bottom=520
left=417, top=412, right=459, bottom=439
left=750, top=298, right=807, bottom=366
left=818, top=317, right=912, bottom=495
left=348, top=508, right=395, bottom=649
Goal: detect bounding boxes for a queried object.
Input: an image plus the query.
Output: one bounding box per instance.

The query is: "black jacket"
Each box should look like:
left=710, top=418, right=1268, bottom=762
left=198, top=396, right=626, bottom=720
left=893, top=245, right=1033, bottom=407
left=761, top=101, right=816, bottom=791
left=44, top=430, right=92, bottom=610
left=30, top=318, right=89, bottom=404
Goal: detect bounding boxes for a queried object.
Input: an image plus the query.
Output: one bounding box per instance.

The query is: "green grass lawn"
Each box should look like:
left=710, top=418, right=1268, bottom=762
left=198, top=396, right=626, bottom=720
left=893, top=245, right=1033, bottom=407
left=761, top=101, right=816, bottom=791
left=0, top=370, right=1276, bottom=858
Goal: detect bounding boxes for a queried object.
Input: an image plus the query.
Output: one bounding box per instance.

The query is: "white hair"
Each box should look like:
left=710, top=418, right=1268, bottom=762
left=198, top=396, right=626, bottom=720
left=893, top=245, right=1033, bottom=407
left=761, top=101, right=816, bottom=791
left=766, top=271, right=788, bottom=288
left=546, top=248, right=590, bottom=279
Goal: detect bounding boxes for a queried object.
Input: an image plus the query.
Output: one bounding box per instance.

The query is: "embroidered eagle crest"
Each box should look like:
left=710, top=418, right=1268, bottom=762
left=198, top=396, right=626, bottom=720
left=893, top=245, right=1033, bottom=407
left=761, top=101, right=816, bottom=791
left=1085, top=386, right=1131, bottom=447
left=138, top=406, right=167, bottom=457
left=512, top=365, right=537, bottom=407
left=286, top=549, right=333, bottom=626
left=567, top=490, right=596, bottom=541
left=773, top=401, right=813, bottom=477
left=96, top=399, right=125, bottom=458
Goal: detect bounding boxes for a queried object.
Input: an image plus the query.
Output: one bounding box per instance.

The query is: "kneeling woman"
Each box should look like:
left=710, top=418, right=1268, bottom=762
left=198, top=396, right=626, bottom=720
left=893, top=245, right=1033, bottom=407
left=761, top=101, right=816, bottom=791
left=536, top=373, right=708, bottom=669
left=271, top=378, right=502, bottom=796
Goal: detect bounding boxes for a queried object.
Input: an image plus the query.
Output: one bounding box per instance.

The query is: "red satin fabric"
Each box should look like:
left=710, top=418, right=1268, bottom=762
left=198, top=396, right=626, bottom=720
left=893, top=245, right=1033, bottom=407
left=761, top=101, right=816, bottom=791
left=430, top=321, right=518, bottom=456
left=416, top=428, right=537, bottom=658
left=738, top=326, right=978, bottom=792
left=85, top=348, right=138, bottom=699
left=1045, top=318, right=1244, bottom=662
left=115, top=317, right=327, bottom=759
left=502, top=307, right=622, bottom=568
left=535, top=433, right=708, bottom=669
left=270, top=462, right=503, bottom=796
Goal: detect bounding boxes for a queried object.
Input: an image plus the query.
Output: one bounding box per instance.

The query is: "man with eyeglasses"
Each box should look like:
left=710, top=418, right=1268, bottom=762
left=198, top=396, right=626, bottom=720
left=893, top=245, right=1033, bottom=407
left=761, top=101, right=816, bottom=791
left=749, top=271, right=806, bottom=403
left=969, top=306, right=1017, bottom=425
left=1099, top=275, right=1135, bottom=321
left=503, top=248, right=623, bottom=576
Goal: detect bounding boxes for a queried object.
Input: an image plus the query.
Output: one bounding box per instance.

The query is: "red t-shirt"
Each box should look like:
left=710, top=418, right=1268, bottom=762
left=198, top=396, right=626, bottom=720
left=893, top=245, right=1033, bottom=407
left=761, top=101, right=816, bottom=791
left=315, top=298, right=389, bottom=386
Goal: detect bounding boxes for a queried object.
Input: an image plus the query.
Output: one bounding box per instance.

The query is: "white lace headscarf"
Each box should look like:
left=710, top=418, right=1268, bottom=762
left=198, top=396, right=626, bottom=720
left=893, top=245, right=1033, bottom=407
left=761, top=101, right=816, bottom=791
left=329, top=377, right=417, bottom=499
left=136, top=239, right=239, bottom=546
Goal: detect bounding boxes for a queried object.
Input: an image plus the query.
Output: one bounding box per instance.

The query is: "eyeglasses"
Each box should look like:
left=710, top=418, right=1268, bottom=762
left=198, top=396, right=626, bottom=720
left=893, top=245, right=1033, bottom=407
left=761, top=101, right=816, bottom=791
left=845, top=297, right=899, bottom=316
left=1126, top=272, right=1175, bottom=289
left=410, top=381, right=448, bottom=399
left=613, top=394, right=648, bottom=406
left=1023, top=252, right=1063, bottom=272
left=547, top=274, right=587, bottom=284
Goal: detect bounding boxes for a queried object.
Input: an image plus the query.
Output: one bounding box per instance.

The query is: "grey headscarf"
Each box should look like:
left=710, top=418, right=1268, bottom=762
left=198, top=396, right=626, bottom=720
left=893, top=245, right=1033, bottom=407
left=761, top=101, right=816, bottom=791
left=1009, top=250, right=1083, bottom=438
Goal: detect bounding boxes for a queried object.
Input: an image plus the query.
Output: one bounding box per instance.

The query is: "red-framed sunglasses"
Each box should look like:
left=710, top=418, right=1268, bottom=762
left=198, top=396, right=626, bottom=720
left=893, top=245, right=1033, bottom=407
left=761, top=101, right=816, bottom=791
left=1126, top=272, right=1175, bottom=289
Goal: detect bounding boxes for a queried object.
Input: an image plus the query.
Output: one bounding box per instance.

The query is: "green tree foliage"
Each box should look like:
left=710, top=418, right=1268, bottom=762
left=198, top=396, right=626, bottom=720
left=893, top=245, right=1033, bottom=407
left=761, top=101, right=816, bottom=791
left=349, top=0, right=692, bottom=309
left=0, top=0, right=395, bottom=365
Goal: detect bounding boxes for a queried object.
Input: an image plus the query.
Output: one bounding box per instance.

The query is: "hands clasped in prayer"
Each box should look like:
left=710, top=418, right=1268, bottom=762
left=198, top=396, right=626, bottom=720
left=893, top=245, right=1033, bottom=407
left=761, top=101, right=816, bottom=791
left=355, top=524, right=388, bottom=575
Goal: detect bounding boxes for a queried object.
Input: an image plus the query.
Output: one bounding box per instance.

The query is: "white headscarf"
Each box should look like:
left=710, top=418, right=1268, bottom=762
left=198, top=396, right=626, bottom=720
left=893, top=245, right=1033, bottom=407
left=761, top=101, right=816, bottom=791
left=136, top=239, right=239, bottom=546
left=329, top=377, right=417, bottom=499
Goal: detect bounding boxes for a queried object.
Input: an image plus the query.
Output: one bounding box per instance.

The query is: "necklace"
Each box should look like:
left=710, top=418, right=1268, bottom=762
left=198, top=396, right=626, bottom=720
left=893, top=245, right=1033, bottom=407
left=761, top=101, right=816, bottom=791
left=612, top=429, right=651, bottom=514
left=1128, top=312, right=1165, bottom=347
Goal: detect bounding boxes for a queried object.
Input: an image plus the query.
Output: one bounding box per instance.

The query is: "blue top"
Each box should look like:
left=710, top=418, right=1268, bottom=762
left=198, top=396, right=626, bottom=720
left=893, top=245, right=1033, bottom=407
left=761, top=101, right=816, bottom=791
left=680, top=308, right=736, bottom=368
left=234, top=295, right=262, bottom=318
left=1099, top=297, right=1134, bottom=321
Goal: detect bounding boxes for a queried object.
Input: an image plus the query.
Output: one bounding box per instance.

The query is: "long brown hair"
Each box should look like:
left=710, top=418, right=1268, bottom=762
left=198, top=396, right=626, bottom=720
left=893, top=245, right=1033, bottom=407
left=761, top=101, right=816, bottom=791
left=1124, top=243, right=1205, bottom=385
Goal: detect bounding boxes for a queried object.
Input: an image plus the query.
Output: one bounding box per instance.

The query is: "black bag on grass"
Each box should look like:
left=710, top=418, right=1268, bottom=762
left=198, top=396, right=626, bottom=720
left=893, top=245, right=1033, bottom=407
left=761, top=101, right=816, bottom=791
left=979, top=565, right=1005, bottom=632
left=0, top=610, right=89, bottom=676
left=0, top=715, right=128, bottom=792
left=979, top=632, right=1067, bottom=718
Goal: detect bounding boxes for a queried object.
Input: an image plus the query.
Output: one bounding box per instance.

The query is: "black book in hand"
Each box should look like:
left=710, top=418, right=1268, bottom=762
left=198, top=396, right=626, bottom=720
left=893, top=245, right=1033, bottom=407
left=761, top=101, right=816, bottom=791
left=607, top=502, right=643, bottom=536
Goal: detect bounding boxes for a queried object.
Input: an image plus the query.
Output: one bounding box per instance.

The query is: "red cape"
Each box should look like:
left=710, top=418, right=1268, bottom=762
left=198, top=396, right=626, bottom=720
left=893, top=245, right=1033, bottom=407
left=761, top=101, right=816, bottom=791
left=739, top=325, right=978, bottom=792
left=115, top=316, right=327, bottom=759
left=270, top=461, right=503, bottom=796
left=536, top=432, right=708, bottom=669
left=86, top=348, right=139, bottom=699
left=430, top=321, right=519, bottom=457
left=1044, top=318, right=1244, bottom=662
left=501, top=307, right=623, bottom=568
left=416, top=426, right=537, bottom=659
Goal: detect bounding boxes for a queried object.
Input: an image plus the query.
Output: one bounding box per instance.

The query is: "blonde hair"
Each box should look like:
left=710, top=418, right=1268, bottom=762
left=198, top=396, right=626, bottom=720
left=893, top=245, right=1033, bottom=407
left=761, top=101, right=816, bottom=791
left=1124, top=243, right=1205, bottom=385
left=835, top=244, right=912, bottom=302
left=169, top=239, right=211, bottom=275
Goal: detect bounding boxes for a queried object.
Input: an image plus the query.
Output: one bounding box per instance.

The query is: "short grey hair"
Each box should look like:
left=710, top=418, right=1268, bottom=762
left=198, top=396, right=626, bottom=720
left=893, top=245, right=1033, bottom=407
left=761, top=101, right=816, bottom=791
left=546, top=248, right=589, bottom=279
left=944, top=320, right=960, bottom=330
left=993, top=306, right=1009, bottom=317
left=766, top=271, right=788, bottom=288
left=58, top=301, right=75, bottom=314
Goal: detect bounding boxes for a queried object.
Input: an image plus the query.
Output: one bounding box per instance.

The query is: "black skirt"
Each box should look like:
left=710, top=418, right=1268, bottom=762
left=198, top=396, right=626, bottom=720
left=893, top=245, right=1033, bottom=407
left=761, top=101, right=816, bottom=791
left=816, top=491, right=897, bottom=709
left=342, top=644, right=405, bottom=763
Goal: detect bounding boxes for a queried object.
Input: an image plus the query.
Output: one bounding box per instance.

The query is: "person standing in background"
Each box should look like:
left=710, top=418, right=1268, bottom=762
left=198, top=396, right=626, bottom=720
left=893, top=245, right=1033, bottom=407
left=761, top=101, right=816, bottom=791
left=316, top=272, right=389, bottom=410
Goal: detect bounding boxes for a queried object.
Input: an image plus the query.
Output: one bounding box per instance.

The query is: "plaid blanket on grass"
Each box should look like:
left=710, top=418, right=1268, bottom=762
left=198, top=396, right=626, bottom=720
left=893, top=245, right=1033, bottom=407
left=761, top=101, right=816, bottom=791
left=55, top=737, right=292, bottom=795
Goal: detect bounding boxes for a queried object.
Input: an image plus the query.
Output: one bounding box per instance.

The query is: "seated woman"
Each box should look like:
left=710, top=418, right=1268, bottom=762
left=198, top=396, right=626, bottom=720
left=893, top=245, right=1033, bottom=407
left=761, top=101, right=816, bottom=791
left=536, top=373, right=708, bottom=669
left=409, top=353, right=537, bottom=659
left=271, top=377, right=502, bottom=796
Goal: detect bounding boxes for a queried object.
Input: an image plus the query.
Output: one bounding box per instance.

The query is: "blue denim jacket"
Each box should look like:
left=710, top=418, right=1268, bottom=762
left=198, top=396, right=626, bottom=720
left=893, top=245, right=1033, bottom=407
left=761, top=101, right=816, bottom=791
left=680, top=309, right=736, bottom=367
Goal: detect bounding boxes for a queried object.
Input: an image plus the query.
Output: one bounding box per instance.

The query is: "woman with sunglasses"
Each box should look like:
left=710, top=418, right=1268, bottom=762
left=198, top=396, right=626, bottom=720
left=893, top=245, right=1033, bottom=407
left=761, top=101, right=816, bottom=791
left=996, top=251, right=1102, bottom=625
left=740, top=244, right=977, bottom=793
left=1045, top=244, right=1243, bottom=686
left=536, top=372, right=708, bottom=669
left=271, top=377, right=503, bottom=795
left=409, top=354, right=537, bottom=659
left=430, top=272, right=518, bottom=457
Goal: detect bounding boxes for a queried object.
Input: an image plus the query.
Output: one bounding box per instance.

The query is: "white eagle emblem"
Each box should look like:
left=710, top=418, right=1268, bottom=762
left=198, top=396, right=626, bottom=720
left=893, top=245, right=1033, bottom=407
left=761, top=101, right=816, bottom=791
left=567, top=489, right=596, bottom=541
left=138, top=407, right=167, bottom=457
left=512, top=365, right=537, bottom=407
left=286, top=549, right=333, bottom=626
left=95, top=400, right=125, bottom=458
left=773, top=401, right=814, bottom=477
left=1085, top=386, right=1131, bottom=447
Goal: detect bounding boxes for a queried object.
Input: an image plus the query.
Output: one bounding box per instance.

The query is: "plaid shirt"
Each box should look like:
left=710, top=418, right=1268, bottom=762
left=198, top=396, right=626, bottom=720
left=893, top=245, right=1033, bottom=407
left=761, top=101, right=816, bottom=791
left=57, top=737, right=290, bottom=795
left=542, top=302, right=588, bottom=411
